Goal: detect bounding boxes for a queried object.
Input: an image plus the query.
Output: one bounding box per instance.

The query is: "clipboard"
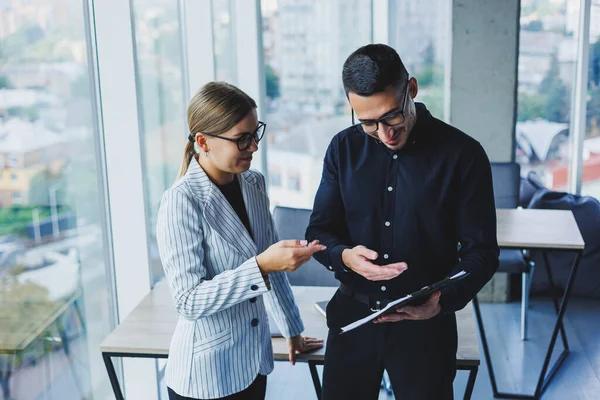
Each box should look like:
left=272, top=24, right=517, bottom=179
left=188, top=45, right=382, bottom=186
left=339, top=270, right=470, bottom=334
left=381, top=270, right=470, bottom=313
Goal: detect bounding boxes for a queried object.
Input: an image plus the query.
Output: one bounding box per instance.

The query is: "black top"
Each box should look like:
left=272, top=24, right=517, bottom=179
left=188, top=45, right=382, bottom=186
left=218, top=178, right=252, bottom=238
left=306, top=103, right=500, bottom=314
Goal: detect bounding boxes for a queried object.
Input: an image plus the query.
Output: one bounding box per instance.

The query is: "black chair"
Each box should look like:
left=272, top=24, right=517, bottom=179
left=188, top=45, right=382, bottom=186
left=490, top=162, right=535, bottom=340
left=272, top=206, right=339, bottom=287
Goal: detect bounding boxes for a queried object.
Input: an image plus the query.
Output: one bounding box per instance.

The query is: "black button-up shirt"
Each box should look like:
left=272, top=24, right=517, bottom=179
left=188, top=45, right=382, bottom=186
left=306, top=103, right=499, bottom=313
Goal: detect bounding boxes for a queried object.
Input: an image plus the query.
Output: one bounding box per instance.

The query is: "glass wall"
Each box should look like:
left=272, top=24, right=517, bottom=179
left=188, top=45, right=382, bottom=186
left=132, top=0, right=187, bottom=285
left=212, top=0, right=237, bottom=83
left=261, top=0, right=373, bottom=209
left=392, top=0, right=450, bottom=121
left=581, top=1, right=600, bottom=198
left=515, top=0, right=580, bottom=192
left=0, top=0, right=114, bottom=398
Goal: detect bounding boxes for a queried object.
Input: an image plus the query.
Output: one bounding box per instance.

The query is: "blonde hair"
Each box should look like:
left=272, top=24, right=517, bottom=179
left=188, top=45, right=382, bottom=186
left=178, top=82, right=257, bottom=179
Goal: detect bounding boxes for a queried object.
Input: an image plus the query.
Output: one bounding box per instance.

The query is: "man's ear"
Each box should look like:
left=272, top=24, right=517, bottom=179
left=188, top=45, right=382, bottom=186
left=408, top=77, right=419, bottom=99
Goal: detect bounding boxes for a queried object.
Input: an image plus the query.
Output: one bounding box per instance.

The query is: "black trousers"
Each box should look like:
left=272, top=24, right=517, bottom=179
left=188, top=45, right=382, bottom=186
left=167, top=375, right=267, bottom=400
left=322, top=290, right=458, bottom=400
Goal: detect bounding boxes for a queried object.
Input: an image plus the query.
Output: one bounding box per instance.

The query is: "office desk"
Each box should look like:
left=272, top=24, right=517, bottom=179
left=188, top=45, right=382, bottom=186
left=101, top=283, right=480, bottom=400
left=473, top=209, right=585, bottom=400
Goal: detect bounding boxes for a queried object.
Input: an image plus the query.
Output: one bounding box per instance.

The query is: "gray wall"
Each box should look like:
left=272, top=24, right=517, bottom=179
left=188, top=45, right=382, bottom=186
left=448, top=0, right=520, bottom=162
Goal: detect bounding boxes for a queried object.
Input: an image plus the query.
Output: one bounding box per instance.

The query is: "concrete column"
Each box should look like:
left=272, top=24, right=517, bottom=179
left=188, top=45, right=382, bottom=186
left=448, top=0, right=520, bottom=163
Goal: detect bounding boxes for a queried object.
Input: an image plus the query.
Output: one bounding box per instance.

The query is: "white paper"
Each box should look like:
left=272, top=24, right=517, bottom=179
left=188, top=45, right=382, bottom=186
left=339, top=270, right=467, bottom=334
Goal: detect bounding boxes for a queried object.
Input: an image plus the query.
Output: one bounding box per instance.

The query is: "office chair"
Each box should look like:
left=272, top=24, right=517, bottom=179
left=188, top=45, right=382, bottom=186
left=491, top=162, right=535, bottom=340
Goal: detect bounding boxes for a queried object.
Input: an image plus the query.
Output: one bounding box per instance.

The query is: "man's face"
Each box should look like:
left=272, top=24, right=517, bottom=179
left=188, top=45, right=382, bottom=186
left=349, top=78, right=418, bottom=151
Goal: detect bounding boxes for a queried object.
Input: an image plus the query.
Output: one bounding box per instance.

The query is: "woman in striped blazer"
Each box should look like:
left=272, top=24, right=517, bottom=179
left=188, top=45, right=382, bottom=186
left=157, top=82, right=324, bottom=400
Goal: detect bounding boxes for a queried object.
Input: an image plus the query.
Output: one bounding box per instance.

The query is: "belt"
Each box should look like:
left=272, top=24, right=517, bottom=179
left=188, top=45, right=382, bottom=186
left=339, top=283, right=391, bottom=312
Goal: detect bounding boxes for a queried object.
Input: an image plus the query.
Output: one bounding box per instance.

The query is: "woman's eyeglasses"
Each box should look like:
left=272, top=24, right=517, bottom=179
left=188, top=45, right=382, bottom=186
left=193, top=122, right=267, bottom=151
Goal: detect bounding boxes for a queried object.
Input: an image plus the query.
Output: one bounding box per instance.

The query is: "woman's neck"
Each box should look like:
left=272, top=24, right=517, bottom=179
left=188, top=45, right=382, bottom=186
left=196, top=155, right=235, bottom=186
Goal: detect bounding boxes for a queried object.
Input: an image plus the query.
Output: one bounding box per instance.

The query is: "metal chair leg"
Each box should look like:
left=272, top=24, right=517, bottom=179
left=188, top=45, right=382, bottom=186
left=521, top=261, right=535, bottom=341
left=521, top=271, right=528, bottom=340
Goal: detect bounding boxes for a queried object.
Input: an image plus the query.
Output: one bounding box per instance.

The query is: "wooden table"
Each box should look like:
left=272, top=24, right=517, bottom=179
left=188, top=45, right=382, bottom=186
left=100, top=282, right=479, bottom=400
left=473, top=209, right=585, bottom=400
left=0, top=289, right=84, bottom=399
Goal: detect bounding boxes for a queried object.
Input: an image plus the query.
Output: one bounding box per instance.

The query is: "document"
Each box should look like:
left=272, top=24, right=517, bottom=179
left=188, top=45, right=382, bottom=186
left=339, top=270, right=469, bottom=334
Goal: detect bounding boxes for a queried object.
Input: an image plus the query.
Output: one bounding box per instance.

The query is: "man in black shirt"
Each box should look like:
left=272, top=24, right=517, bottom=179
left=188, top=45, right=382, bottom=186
left=306, top=44, right=499, bottom=399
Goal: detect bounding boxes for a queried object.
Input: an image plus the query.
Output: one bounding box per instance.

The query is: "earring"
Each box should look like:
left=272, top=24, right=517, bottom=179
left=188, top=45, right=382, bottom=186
left=204, top=151, right=209, bottom=157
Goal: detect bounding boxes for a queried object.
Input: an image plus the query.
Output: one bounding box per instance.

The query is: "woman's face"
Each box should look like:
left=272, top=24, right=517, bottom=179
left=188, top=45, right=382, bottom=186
left=201, top=109, right=260, bottom=177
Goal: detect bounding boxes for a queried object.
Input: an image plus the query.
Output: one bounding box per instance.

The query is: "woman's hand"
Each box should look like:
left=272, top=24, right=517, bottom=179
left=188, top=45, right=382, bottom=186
left=256, top=240, right=326, bottom=274
left=286, top=335, right=324, bottom=365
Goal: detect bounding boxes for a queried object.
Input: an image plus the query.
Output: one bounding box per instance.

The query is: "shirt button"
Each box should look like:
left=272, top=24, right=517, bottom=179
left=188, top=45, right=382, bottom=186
left=385, top=221, right=391, bottom=227
left=251, top=285, right=258, bottom=291
left=383, top=254, right=389, bottom=259
left=387, top=186, right=393, bottom=192
left=381, top=286, right=387, bottom=292
left=393, top=154, right=398, bottom=160
left=327, top=266, right=333, bottom=270
left=251, top=318, right=259, bottom=327
left=249, top=297, right=257, bottom=303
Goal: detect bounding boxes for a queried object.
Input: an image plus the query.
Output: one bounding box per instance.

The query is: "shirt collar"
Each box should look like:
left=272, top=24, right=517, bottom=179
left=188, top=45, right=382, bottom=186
left=406, top=102, right=431, bottom=146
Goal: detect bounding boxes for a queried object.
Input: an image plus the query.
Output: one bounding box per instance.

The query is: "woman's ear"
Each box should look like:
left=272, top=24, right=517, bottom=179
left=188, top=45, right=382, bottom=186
left=195, top=133, right=209, bottom=153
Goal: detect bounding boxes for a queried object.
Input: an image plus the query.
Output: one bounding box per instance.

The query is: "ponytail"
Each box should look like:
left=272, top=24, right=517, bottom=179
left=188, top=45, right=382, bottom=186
left=177, top=140, right=196, bottom=179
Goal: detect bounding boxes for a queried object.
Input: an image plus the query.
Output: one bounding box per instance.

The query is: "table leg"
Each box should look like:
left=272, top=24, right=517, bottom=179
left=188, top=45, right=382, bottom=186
left=474, top=250, right=582, bottom=400
left=103, top=353, right=124, bottom=400
left=308, top=361, right=322, bottom=400
left=534, top=251, right=582, bottom=398
left=463, top=366, right=478, bottom=400
left=472, top=296, right=500, bottom=397
left=73, top=297, right=87, bottom=334
left=542, top=252, right=569, bottom=350
left=0, top=353, right=15, bottom=400
left=55, top=317, right=83, bottom=397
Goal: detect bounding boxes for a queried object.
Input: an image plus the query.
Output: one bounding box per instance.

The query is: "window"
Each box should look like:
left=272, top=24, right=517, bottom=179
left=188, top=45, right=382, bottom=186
left=261, top=0, right=373, bottom=208
left=392, top=0, right=450, bottom=120
left=212, top=0, right=237, bottom=83
left=288, top=169, right=302, bottom=192
left=0, top=1, right=114, bottom=398
left=132, top=0, right=187, bottom=285
left=11, top=173, right=17, bottom=182
left=515, top=0, right=580, bottom=191
left=269, top=165, right=282, bottom=187
left=581, top=1, right=600, bottom=198
left=7, top=153, right=17, bottom=167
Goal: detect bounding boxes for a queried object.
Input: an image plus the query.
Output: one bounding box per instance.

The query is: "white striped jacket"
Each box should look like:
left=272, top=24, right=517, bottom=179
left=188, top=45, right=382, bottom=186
left=156, top=159, right=304, bottom=399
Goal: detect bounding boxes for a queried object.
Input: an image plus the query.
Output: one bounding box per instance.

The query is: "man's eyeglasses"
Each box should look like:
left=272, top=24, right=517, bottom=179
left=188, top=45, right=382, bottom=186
left=200, top=121, right=266, bottom=151
left=352, top=80, right=410, bottom=134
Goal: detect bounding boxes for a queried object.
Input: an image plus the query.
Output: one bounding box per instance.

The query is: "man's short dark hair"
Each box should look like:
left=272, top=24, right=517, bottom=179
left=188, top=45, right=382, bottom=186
left=342, top=44, right=409, bottom=97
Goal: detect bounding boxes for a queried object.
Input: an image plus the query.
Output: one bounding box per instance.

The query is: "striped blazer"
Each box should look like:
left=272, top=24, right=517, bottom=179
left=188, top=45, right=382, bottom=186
left=156, top=159, right=304, bottom=399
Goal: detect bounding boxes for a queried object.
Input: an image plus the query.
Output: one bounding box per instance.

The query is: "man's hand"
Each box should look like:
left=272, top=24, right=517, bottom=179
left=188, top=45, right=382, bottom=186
left=341, top=245, right=407, bottom=281
left=373, top=291, right=442, bottom=323
left=286, top=335, right=324, bottom=365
